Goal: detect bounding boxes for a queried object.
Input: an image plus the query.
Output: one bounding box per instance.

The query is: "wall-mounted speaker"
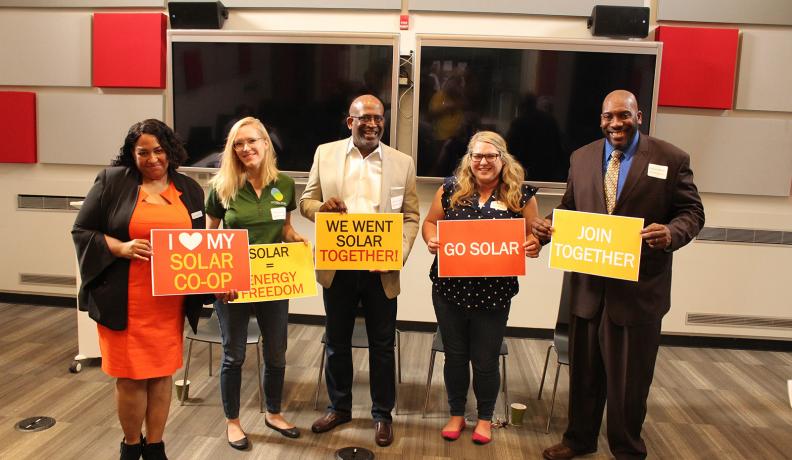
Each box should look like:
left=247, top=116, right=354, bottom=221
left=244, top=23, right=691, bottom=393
left=587, top=5, right=649, bottom=39
left=168, top=1, right=228, bottom=30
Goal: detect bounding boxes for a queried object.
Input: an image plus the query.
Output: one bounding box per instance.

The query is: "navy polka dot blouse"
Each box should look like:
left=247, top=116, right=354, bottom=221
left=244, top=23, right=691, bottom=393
left=430, top=176, right=538, bottom=310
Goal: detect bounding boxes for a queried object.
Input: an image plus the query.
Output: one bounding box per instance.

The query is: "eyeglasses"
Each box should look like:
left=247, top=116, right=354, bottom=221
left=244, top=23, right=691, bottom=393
left=350, top=114, right=385, bottom=124
left=232, top=137, right=263, bottom=152
left=601, top=111, right=634, bottom=122
left=470, top=153, right=501, bottom=163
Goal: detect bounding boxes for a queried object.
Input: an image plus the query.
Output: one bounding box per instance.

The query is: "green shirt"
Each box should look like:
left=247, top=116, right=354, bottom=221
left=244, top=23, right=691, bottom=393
left=206, top=173, right=296, bottom=245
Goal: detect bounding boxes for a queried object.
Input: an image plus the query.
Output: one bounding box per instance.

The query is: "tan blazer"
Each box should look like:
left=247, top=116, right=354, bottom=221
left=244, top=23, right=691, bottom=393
left=299, top=138, right=420, bottom=299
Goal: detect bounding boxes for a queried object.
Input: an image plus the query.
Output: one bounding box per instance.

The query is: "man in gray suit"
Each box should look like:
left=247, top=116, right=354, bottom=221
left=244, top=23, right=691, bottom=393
left=533, top=90, right=704, bottom=460
left=300, top=94, right=419, bottom=447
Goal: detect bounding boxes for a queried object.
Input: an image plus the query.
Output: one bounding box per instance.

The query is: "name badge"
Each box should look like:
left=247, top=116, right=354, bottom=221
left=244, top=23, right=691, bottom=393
left=191, top=210, right=203, bottom=219
left=490, top=201, right=507, bottom=211
left=647, top=163, right=668, bottom=180
left=391, top=195, right=404, bottom=210
left=271, top=207, right=286, bottom=220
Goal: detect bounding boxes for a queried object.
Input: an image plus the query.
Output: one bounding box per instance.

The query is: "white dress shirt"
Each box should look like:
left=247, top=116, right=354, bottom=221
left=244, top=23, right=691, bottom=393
left=341, top=138, right=382, bottom=213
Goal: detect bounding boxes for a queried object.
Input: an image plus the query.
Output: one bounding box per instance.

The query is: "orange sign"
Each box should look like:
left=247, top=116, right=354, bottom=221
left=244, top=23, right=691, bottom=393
left=437, top=219, right=526, bottom=277
left=150, top=229, right=251, bottom=295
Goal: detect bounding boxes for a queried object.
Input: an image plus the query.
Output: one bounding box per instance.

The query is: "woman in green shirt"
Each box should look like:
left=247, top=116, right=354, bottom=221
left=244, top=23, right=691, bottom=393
left=207, top=117, right=306, bottom=450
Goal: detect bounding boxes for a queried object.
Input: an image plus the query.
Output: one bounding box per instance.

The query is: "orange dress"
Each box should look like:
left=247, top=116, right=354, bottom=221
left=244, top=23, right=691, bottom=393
left=98, top=182, right=189, bottom=379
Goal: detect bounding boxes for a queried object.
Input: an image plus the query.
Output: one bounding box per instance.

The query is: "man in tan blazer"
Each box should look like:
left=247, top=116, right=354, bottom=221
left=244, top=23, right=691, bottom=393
left=300, top=94, right=419, bottom=447
left=533, top=90, right=704, bottom=460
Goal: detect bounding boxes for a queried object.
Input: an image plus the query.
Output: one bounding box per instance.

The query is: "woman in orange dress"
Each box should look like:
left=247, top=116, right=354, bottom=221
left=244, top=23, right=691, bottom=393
left=72, top=119, right=208, bottom=460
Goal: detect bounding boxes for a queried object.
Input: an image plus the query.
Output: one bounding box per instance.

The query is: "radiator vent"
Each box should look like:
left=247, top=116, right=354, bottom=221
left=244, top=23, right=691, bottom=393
left=697, top=226, right=792, bottom=245
left=687, top=313, right=792, bottom=330
left=19, top=273, right=76, bottom=287
left=17, top=194, right=84, bottom=211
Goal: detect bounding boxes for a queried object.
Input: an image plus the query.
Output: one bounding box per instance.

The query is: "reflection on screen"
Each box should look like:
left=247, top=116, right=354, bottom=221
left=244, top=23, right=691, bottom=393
left=172, top=42, right=393, bottom=171
left=417, top=47, right=656, bottom=182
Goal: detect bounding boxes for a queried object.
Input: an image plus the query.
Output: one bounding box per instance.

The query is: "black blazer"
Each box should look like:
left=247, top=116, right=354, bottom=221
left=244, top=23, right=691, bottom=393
left=72, top=166, right=210, bottom=332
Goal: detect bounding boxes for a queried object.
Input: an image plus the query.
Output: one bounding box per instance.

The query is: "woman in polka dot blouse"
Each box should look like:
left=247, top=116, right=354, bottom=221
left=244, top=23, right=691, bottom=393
left=422, top=131, right=540, bottom=445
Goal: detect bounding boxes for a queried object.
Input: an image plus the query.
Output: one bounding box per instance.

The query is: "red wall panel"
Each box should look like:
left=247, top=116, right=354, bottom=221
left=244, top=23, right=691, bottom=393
left=93, top=13, right=167, bottom=88
left=0, top=92, right=37, bottom=163
left=656, top=26, right=739, bottom=110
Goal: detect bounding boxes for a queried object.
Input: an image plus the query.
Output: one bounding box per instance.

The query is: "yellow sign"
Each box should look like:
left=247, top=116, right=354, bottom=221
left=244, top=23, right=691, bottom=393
left=315, top=213, right=403, bottom=271
left=548, top=209, right=644, bottom=281
left=232, top=242, right=318, bottom=303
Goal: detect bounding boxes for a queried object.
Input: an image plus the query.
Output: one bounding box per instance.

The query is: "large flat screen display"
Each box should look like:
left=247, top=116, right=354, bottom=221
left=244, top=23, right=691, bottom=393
left=169, top=33, right=397, bottom=172
left=415, top=37, right=660, bottom=185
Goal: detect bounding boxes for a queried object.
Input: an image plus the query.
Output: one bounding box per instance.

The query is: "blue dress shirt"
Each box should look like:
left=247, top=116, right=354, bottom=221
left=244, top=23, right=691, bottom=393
left=603, top=132, right=641, bottom=199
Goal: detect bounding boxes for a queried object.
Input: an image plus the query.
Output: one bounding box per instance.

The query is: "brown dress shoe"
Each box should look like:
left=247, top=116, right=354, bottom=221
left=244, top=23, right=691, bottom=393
left=542, top=442, right=591, bottom=460
left=374, top=421, right=393, bottom=447
left=311, top=412, right=352, bottom=433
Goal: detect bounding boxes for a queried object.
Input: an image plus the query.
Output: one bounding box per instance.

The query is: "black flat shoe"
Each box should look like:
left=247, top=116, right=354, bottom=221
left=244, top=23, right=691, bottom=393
left=227, top=428, right=250, bottom=450
left=265, top=417, right=301, bottom=439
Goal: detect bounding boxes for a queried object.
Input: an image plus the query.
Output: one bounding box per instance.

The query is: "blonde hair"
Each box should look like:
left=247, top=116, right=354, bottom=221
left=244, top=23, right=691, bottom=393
left=209, top=117, right=280, bottom=208
left=449, top=131, right=526, bottom=213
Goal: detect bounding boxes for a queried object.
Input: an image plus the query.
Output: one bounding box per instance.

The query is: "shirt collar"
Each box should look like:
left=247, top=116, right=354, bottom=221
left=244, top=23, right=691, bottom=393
left=604, top=131, right=641, bottom=161
left=346, top=137, right=382, bottom=160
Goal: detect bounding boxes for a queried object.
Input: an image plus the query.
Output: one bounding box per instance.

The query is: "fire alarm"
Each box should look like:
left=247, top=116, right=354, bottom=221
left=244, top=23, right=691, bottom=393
left=400, top=14, right=409, bottom=30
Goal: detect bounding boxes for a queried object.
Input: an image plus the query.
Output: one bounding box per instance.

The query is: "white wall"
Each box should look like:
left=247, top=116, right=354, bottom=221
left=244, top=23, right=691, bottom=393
left=0, top=163, right=104, bottom=297
left=1, top=2, right=791, bottom=340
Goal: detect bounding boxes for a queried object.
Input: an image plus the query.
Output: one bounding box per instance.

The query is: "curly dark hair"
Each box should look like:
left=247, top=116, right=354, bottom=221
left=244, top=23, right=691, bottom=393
left=111, top=119, right=188, bottom=172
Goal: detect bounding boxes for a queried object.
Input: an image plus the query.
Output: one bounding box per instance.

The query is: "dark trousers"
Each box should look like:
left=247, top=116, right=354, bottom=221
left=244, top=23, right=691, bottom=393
left=214, top=299, right=289, bottom=418
left=562, top=302, right=662, bottom=460
left=432, top=288, right=509, bottom=421
left=322, top=270, right=397, bottom=422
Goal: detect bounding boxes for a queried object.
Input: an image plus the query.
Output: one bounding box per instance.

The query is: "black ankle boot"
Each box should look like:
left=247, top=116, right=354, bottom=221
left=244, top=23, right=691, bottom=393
left=142, top=440, right=167, bottom=460
left=119, top=437, right=144, bottom=460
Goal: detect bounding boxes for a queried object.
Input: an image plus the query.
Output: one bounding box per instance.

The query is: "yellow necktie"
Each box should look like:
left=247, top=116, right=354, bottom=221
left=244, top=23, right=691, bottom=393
left=604, top=150, right=623, bottom=214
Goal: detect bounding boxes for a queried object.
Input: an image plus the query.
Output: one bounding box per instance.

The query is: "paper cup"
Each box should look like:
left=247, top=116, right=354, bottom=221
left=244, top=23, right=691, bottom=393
left=175, top=379, right=190, bottom=401
left=510, top=402, right=527, bottom=426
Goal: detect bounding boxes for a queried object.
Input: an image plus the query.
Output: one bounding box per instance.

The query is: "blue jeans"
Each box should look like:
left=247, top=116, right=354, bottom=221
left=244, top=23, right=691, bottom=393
left=432, top=287, right=509, bottom=420
left=214, top=299, right=289, bottom=418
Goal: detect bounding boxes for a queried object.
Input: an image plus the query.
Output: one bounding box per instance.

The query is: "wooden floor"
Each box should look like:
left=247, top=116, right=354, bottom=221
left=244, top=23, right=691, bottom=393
left=1, top=303, right=791, bottom=460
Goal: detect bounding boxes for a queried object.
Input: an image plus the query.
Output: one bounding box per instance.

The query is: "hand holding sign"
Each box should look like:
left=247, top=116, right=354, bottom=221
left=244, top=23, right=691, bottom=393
left=216, top=289, right=239, bottom=303
left=524, top=235, right=541, bottom=258
left=119, top=239, right=152, bottom=261
left=426, top=236, right=440, bottom=255
left=641, top=223, right=672, bottom=249
left=530, top=216, right=553, bottom=243
left=319, top=197, right=347, bottom=213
